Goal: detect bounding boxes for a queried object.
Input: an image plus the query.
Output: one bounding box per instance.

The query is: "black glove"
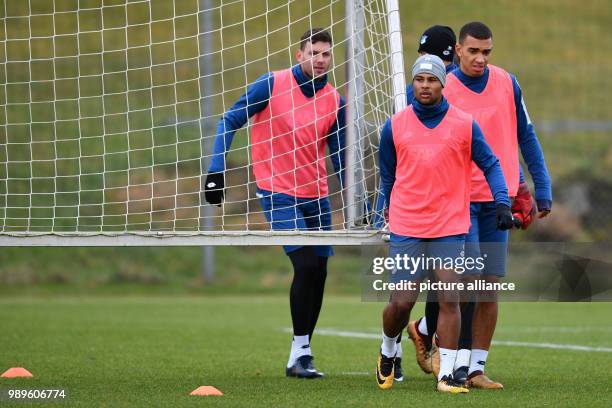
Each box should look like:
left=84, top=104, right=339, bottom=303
left=204, top=172, right=225, bottom=205
left=496, top=204, right=515, bottom=230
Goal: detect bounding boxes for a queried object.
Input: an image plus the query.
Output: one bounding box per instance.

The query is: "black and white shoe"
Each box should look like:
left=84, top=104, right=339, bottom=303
left=437, top=375, right=469, bottom=393
left=394, top=357, right=404, bottom=382
left=453, top=366, right=469, bottom=385
left=285, top=355, right=324, bottom=379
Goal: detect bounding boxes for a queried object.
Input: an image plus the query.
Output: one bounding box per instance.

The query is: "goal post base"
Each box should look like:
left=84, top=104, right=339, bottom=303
left=0, top=231, right=388, bottom=247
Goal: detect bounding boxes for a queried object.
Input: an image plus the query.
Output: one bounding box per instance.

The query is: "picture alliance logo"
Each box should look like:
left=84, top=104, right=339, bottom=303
left=371, top=254, right=487, bottom=275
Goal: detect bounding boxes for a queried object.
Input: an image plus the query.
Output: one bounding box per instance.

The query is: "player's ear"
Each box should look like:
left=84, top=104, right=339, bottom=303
left=454, top=42, right=461, bottom=57
left=296, top=49, right=303, bottom=62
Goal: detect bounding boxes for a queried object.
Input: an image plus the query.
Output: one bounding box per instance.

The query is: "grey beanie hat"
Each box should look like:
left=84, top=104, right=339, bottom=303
left=412, top=54, right=446, bottom=87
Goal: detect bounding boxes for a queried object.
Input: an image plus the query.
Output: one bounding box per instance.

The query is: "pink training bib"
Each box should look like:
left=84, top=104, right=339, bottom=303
left=389, top=105, right=473, bottom=238
left=444, top=65, right=519, bottom=201
left=251, top=68, right=340, bottom=198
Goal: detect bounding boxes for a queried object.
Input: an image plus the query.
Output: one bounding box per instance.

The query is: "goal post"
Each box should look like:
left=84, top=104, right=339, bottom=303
left=0, top=0, right=405, bottom=246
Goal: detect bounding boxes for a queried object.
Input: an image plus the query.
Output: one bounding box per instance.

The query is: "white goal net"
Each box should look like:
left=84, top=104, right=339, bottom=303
left=0, top=0, right=405, bottom=245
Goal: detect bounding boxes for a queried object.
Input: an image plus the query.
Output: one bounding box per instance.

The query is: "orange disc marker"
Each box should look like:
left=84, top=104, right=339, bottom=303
left=190, top=386, right=223, bottom=396
left=1, top=368, right=34, bottom=378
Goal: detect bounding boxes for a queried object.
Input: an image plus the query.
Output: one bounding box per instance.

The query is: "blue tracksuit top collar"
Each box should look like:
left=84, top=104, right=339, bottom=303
left=411, top=96, right=449, bottom=129
left=451, top=66, right=489, bottom=94
left=291, top=64, right=328, bottom=98
left=446, top=62, right=458, bottom=73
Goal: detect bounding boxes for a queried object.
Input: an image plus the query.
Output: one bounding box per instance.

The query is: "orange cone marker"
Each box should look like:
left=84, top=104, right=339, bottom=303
left=1, top=368, right=33, bottom=378
left=190, top=386, right=223, bottom=396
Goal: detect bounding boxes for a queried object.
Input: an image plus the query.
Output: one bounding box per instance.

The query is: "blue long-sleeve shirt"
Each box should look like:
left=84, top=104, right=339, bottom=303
left=207, top=64, right=346, bottom=184
left=450, top=67, right=552, bottom=210
left=379, top=97, right=510, bottom=209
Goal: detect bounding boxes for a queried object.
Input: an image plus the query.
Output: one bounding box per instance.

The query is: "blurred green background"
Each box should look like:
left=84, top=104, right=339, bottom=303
left=1, top=0, right=611, bottom=293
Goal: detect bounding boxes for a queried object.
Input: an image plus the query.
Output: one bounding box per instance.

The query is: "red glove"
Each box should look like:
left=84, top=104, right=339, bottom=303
left=511, top=183, right=537, bottom=230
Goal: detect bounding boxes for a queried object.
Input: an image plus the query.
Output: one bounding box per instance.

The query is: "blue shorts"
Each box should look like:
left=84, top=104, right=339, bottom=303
left=464, top=201, right=509, bottom=277
left=257, top=188, right=333, bottom=257
left=388, top=233, right=466, bottom=282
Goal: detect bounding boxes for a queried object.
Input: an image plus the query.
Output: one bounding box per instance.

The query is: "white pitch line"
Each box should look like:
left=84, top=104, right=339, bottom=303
left=492, top=340, right=612, bottom=353
left=283, top=328, right=612, bottom=353
left=495, top=326, right=612, bottom=334
left=315, top=329, right=379, bottom=340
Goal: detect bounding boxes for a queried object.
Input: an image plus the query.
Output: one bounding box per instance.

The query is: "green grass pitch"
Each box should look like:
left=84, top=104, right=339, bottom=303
left=1, top=296, right=611, bottom=407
